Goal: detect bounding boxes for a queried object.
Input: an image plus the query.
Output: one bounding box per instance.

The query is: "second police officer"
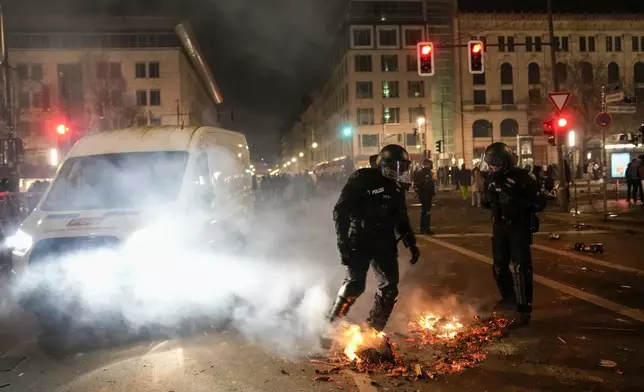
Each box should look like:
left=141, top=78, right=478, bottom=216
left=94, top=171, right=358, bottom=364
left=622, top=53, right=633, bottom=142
left=414, top=159, right=435, bottom=235
left=327, top=144, right=420, bottom=333
left=482, top=142, right=546, bottom=327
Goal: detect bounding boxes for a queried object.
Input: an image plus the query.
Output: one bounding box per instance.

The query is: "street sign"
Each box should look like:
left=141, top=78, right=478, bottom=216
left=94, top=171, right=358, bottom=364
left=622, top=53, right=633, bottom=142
left=606, top=105, right=637, bottom=114
left=604, top=91, right=625, bottom=104
left=604, top=82, right=622, bottom=94
left=548, top=91, right=571, bottom=113
left=595, top=112, right=612, bottom=128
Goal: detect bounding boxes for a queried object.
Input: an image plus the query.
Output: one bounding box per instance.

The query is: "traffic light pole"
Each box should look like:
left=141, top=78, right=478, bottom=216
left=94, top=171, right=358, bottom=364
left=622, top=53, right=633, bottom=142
left=600, top=85, right=608, bottom=219
left=547, top=0, right=569, bottom=212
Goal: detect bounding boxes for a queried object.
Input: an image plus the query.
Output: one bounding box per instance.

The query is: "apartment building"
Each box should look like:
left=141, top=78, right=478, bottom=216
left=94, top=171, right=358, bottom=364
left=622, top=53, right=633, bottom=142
left=286, top=0, right=455, bottom=170
left=5, top=16, right=222, bottom=177
left=456, top=12, right=644, bottom=166
left=289, top=2, right=644, bottom=170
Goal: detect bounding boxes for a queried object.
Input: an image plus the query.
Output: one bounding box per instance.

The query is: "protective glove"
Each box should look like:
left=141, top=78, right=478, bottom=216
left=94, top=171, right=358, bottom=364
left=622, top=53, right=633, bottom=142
left=409, top=244, right=420, bottom=265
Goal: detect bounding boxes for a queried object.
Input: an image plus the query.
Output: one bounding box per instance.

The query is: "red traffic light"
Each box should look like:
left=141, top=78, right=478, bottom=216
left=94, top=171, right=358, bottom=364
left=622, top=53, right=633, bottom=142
left=57, top=124, right=68, bottom=135
left=471, top=43, right=482, bottom=54
left=557, top=117, right=568, bottom=127
left=420, top=45, right=432, bottom=55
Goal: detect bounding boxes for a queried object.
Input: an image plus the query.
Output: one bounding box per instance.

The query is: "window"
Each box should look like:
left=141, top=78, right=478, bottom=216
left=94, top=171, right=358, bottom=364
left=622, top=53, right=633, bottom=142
left=501, top=90, right=514, bottom=105
left=500, top=63, right=513, bottom=85
left=526, top=36, right=533, bottom=52
left=381, top=55, right=398, bottom=72
left=606, top=36, right=613, bottom=52
left=404, top=29, right=422, bottom=46
left=150, top=117, right=162, bottom=125
left=473, top=73, right=486, bottom=85
left=355, top=55, right=372, bottom=72
left=97, top=62, right=108, bottom=79
left=500, top=119, right=519, bottom=137
left=528, top=89, right=541, bottom=105
left=381, top=81, right=399, bottom=98
left=614, top=36, right=622, bottom=52
left=408, top=80, right=425, bottom=97
left=356, top=81, right=373, bottom=98
left=528, top=119, right=542, bottom=136
left=193, top=152, right=211, bottom=188
left=31, top=64, right=43, bottom=81
left=409, top=106, right=426, bottom=124
left=378, top=28, right=397, bottom=46
left=360, top=134, right=378, bottom=147
left=560, top=36, right=569, bottom=52
left=19, top=92, right=29, bottom=108
left=406, top=133, right=419, bottom=148
left=353, top=29, right=371, bottom=46
left=528, top=63, right=540, bottom=84
left=507, top=36, right=515, bottom=52
left=110, top=62, right=121, bottom=78
left=357, top=108, right=374, bottom=125
left=150, top=90, right=161, bottom=106
left=472, top=120, right=492, bottom=138
left=149, top=62, right=160, bottom=78
left=608, top=62, right=620, bottom=84
left=406, top=54, right=417, bottom=72
left=534, top=36, right=542, bottom=52
left=16, top=64, right=28, bottom=80
left=32, top=92, right=42, bottom=108
left=580, top=36, right=587, bottom=52
left=135, top=62, right=146, bottom=78
left=473, top=90, right=486, bottom=105
left=136, top=90, right=147, bottom=106
left=633, top=36, right=640, bottom=52
left=498, top=36, right=506, bottom=52
left=634, top=62, right=644, bottom=84
left=636, top=88, right=644, bottom=104
left=383, top=107, right=400, bottom=123
left=581, top=62, right=593, bottom=84
left=588, top=36, right=596, bottom=52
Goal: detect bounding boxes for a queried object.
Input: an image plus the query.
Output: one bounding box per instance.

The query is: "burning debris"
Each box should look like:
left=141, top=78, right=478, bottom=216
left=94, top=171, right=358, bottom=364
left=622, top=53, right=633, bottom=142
left=313, top=313, right=511, bottom=382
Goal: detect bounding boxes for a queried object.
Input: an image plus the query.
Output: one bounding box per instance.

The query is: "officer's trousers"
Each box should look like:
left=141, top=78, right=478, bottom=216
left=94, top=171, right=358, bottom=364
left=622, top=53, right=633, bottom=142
left=419, top=196, right=432, bottom=234
left=491, top=224, right=533, bottom=313
left=330, top=245, right=399, bottom=331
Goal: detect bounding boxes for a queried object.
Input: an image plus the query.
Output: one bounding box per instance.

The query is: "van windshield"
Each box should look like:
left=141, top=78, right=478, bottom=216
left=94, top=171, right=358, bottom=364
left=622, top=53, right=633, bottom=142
left=41, top=151, right=189, bottom=211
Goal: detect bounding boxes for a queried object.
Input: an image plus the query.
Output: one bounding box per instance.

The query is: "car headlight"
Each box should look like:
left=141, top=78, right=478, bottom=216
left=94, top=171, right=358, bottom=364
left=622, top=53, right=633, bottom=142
left=6, top=229, right=34, bottom=257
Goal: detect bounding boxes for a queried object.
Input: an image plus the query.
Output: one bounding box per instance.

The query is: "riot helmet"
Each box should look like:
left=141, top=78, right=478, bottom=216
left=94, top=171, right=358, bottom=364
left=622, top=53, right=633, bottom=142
left=369, top=154, right=379, bottom=168
left=483, top=142, right=514, bottom=173
left=377, top=144, right=412, bottom=183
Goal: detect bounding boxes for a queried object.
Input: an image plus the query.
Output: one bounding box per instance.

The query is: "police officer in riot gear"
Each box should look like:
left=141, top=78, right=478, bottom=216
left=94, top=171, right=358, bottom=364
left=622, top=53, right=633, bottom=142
left=369, top=154, right=379, bottom=168
left=327, top=144, right=420, bottom=332
left=482, top=142, right=546, bottom=327
left=414, top=159, right=435, bottom=234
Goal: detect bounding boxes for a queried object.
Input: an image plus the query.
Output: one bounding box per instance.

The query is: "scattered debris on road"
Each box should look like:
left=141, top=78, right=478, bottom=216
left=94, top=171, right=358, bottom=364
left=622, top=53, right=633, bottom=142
left=549, top=233, right=560, bottom=240
left=598, top=359, right=617, bottom=368
left=312, top=314, right=511, bottom=382
left=0, top=383, right=10, bottom=389
left=557, top=336, right=567, bottom=344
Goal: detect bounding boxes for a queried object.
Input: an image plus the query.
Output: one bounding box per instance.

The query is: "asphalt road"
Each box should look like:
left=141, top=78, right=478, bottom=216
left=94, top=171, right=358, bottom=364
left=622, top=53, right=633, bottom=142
left=0, top=192, right=642, bottom=391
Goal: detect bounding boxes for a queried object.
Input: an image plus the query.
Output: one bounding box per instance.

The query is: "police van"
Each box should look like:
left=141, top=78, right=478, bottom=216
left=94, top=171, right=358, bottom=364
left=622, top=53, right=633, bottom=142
left=10, top=125, right=253, bottom=275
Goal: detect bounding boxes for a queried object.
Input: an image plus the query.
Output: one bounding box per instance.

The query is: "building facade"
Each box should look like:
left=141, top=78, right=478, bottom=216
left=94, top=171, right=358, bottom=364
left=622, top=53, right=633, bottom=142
left=287, top=4, right=644, bottom=172
left=4, top=16, right=222, bottom=178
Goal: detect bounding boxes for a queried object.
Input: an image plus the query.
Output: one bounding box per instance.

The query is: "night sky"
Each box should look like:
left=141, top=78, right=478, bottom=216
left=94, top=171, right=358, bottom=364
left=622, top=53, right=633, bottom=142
left=5, top=0, right=644, bottom=161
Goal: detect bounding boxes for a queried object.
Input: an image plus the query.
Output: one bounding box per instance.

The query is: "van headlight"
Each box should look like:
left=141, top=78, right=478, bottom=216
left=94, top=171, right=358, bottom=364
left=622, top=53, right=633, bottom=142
left=6, top=229, right=34, bottom=257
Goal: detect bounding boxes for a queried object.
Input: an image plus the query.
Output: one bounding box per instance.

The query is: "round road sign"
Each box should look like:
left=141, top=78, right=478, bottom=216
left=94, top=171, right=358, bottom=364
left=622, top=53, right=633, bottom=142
left=595, top=112, right=612, bottom=128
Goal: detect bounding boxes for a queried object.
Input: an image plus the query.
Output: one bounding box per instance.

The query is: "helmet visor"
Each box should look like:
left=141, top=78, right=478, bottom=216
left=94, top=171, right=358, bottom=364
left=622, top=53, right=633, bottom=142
left=484, top=153, right=505, bottom=171
left=381, top=160, right=412, bottom=183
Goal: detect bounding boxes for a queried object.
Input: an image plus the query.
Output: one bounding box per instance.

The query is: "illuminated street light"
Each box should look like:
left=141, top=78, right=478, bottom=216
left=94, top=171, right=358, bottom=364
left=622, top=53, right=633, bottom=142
left=291, top=157, right=297, bottom=162
left=312, top=142, right=318, bottom=149
left=287, top=161, right=291, bottom=166
left=298, top=152, right=304, bottom=158
left=587, top=152, right=592, bottom=160
left=283, top=163, right=287, bottom=167
left=342, top=126, right=352, bottom=137
left=568, top=130, right=576, bottom=147
left=250, top=165, right=254, bottom=169
left=49, top=148, right=58, bottom=166
left=416, top=117, right=426, bottom=126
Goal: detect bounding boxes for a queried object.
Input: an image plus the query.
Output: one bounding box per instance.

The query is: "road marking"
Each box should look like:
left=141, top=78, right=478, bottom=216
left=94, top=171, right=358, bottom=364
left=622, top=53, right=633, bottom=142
left=350, top=372, right=379, bottom=392
left=429, top=230, right=611, bottom=238
left=531, top=244, right=644, bottom=275
left=419, top=236, right=644, bottom=324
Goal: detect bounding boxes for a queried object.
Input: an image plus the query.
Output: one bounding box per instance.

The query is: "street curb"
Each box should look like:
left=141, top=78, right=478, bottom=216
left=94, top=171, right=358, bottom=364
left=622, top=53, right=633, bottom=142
left=542, top=213, right=644, bottom=235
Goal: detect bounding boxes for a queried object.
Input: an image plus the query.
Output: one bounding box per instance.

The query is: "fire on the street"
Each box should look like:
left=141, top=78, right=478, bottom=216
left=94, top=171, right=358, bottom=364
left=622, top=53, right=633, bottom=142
left=314, top=312, right=511, bottom=383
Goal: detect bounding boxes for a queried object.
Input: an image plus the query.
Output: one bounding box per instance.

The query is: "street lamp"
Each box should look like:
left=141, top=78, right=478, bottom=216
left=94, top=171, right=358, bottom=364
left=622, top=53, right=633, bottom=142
left=416, top=117, right=425, bottom=127
left=342, top=126, right=352, bottom=137
left=291, top=157, right=297, bottom=163
left=312, top=142, right=318, bottom=149
left=568, top=130, right=576, bottom=147
left=298, top=152, right=304, bottom=158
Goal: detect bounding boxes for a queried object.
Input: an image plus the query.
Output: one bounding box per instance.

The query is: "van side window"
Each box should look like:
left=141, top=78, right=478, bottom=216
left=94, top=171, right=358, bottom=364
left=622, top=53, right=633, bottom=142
left=193, top=152, right=210, bottom=185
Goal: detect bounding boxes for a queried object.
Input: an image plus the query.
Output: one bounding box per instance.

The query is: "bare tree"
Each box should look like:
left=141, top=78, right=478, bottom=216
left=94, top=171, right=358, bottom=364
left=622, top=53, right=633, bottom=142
left=79, top=53, right=140, bottom=132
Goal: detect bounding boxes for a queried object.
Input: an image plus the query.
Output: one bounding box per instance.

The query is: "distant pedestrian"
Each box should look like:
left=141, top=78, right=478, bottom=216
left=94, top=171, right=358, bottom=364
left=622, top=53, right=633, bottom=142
left=471, top=165, right=484, bottom=208
left=458, top=164, right=472, bottom=201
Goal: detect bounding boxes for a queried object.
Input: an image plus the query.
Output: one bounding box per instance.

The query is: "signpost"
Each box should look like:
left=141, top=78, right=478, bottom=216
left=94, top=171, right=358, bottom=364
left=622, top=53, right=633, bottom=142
left=606, top=105, right=637, bottom=114
left=548, top=91, right=571, bottom=113
left=604, top=91, right=626, bottom=104
left=595, top=112, right=612, bottom=128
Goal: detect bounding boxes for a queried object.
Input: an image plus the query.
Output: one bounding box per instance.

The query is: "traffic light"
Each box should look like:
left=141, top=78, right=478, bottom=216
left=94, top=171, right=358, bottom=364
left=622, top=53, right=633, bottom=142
left=435, top=140, right=443, bottom=153
left=56, top=123, right=68, bottom=135
left=542, top=116, right=569, bottom=146
left=417, top=42, right=435, bottom=76
left=468, top=40, right=484, bottom=74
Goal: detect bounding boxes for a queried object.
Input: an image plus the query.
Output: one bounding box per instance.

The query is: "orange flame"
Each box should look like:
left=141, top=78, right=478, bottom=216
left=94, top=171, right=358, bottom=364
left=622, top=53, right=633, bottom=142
left=418, top=313, right=464, bottom=339
left=341, top=324, right=386, bottom=362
